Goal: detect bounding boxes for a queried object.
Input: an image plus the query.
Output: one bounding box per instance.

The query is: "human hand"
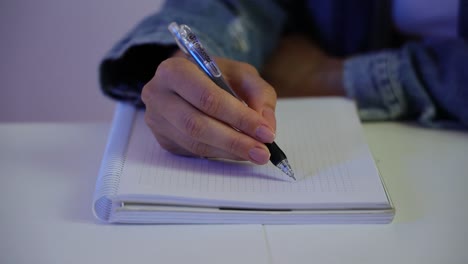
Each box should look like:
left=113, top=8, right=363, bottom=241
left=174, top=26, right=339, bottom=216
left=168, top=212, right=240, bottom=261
left=262, top=34, right=345, bottom=97
left=141, top=52, right=278, bottom=165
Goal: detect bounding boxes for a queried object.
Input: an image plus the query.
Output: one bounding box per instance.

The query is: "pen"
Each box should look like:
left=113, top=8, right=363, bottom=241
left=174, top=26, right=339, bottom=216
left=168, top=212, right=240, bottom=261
left=168, top=22, right=295, bottom=180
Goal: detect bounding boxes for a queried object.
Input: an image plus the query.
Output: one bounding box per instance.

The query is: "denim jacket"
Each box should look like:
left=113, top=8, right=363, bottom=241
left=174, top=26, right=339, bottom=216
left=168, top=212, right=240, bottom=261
left=100, top=0, right=468, bottom=128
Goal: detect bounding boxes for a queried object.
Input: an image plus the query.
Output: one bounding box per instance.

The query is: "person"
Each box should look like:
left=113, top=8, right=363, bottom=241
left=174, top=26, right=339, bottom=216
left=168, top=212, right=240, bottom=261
left=99, top=0, right=468, bottom=165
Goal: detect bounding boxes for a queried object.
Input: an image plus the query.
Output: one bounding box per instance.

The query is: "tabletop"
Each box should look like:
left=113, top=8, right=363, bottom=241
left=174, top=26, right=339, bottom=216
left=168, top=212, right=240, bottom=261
left=1, top=121, right=467, bottom=264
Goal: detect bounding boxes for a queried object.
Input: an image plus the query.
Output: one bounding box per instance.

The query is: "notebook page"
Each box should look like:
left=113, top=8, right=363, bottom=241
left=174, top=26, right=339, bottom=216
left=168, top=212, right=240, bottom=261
left=118, top=98, right=389, bottom=209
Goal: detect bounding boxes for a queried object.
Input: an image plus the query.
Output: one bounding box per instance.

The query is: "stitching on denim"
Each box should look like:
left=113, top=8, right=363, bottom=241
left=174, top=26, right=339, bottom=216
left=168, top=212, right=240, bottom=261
left=371, top=53, right=406, bottom=118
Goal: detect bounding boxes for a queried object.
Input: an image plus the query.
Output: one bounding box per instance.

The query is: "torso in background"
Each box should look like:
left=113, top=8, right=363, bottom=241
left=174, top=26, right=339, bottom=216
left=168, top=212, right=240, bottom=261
left=392, top=0, right=459, bottom=39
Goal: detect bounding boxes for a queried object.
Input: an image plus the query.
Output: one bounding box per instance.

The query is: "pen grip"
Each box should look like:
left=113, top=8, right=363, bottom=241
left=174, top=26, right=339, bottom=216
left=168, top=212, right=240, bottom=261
left=212, top=76, right=241, bottom=100
left=265, top=142, right=287, bottom=165
left=212, top=77, right=287, bottom=167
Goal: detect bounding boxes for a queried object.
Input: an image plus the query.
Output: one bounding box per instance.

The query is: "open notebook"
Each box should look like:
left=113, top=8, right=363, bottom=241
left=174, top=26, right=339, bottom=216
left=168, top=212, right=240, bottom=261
left=93, top=98, right=394, bottom=224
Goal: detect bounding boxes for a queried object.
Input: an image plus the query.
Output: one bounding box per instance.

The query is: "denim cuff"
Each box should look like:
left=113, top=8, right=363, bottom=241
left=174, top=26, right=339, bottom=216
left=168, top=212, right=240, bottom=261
left=343, top=51, right=408, bottom=121
left=99, top=1, right=240, bottom=105
left=99, top=0, right=286, bottom=106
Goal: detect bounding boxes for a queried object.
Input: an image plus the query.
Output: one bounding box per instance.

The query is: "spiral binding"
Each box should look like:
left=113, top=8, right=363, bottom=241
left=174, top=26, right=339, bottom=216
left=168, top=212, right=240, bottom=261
left=92, top=103, right=136, bottom=222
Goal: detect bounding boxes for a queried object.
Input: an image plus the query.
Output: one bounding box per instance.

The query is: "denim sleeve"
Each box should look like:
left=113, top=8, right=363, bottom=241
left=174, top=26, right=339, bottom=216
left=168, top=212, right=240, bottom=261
left=343, top=39, right=468, bottom=128
left=99, top=0, right=286, bottom=105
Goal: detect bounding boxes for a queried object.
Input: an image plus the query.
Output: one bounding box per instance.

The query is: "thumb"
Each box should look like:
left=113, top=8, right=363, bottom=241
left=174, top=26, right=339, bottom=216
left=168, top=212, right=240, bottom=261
left=234, top=68, right=278, bottom=133
left=217, top=58, right=278, bottom=132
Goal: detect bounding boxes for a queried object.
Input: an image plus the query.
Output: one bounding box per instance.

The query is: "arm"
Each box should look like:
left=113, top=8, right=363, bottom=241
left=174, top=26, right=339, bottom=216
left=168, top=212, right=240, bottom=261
left=99, top=0, right=286, bottom=105
left=263, top=35, right=468, bottom=128
left=345, top=39, right=468, bottom=128
left=100, top=0, right=290, bottom=163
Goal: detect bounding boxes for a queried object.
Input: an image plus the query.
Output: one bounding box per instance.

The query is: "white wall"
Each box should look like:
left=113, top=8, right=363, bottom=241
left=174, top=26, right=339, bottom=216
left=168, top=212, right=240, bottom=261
left=0, top=0, right=165, bottom=122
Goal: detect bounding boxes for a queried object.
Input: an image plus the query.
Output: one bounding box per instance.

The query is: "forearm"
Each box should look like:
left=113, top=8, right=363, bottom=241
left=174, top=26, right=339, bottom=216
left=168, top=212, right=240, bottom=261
left=262, top=34, right=346, bottom=98
left=344, top=39, right=468, bottom=128
left=99, top=0, right=287, bottom=105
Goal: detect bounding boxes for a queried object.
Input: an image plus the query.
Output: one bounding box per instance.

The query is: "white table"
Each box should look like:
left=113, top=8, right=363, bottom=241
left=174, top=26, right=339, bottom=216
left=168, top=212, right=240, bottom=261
left=1, top=121, right=467, bottom=263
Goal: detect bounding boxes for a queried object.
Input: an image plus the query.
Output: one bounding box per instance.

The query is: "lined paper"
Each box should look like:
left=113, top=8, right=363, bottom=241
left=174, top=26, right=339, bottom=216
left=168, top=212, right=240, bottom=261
left=118, top=98, right=389, bottom=209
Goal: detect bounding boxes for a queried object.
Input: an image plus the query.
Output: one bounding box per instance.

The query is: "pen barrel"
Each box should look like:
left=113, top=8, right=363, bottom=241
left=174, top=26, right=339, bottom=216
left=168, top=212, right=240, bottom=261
left=265, top=142, right=287, bottom=165
left=212, top=76, right=241, bottom=99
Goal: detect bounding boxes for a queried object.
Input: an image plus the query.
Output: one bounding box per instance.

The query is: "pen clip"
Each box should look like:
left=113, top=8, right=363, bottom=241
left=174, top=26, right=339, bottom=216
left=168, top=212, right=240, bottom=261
left=168, top=22, right=222, bottom=78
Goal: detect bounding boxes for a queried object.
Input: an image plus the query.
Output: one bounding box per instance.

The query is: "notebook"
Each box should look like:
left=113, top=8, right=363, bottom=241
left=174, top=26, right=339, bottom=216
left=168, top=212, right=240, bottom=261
left=93, top=98, right=394, bottom=224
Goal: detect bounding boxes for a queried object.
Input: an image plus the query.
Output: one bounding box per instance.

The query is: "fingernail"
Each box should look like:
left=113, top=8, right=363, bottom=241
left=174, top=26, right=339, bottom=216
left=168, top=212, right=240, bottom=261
left=248, top=146, right=270, bottom=164
left=256, top=125, right=276, bottom=143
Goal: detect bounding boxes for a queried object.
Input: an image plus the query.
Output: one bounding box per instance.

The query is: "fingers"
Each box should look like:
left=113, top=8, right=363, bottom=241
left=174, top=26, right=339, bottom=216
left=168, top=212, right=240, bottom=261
left=142, top=56, right=279, bottom=164
left=155, top=57, right=276, bottom=143
left=218, top=59, right=278, bottom=132
left=146, top=117, right=243, bottom=161
left=146, top=90, right=271, bottom=164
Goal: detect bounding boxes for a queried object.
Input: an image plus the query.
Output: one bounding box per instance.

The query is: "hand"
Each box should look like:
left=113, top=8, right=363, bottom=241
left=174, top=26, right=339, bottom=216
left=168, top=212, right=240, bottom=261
left=262, top=34, right=346, bottom=97
left=141, top=52, right=278, bottom=165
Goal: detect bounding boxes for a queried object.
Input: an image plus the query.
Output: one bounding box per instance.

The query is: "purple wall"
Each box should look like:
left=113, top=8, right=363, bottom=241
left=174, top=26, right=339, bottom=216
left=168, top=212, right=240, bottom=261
left=0, top=0, right=164, bottom=122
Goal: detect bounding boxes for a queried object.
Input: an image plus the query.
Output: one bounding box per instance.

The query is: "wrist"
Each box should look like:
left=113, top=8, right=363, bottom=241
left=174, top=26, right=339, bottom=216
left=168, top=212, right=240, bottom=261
left=324, top=58, right=346, bottom=96
left=305, top=58, right=345, bottom=96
